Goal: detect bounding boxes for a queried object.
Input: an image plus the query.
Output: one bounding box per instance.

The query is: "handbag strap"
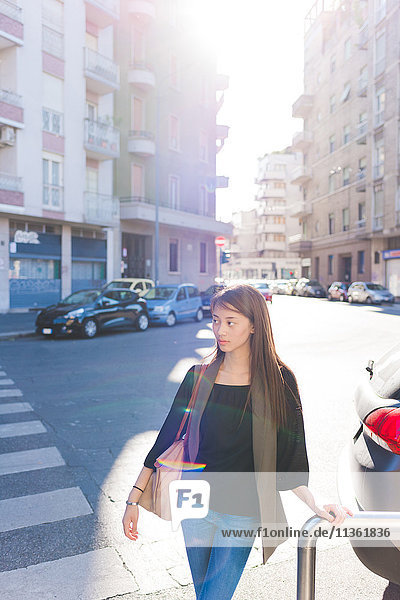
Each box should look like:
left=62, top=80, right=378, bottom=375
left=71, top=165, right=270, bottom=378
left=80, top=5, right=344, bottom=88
left=174, top=363, right=206, bottom=442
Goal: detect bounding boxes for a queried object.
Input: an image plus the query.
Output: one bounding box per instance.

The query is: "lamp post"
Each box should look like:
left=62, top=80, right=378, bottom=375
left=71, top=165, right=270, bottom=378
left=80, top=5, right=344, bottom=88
left=155, top=93, right=160, bottom=285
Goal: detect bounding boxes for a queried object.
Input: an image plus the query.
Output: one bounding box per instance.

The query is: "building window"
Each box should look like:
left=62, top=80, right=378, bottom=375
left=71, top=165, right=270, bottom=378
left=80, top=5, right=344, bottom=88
left=329, top=95, right=336, bottom=113
left=131, top=96, right=144, bottom=131
left=359, top=156, right=367, bottom=177
left=375, top=87, right=385, bottom=126
left=131, top=27, right=145, bottom=63
left=199, top=131, right=208, bottom=162
left=169, top=115, right=180, bottom=150
left=169, top=238, right=178, bottom=272
left=343, top=124, right=351, bottom=145
left=341, top=82, right=351, bottom=103
left=374, top=139, right=384, bottom=178
left=330, top=54, right=336, bottom=73
left=328, top=213, right=335, bottom=234
left=42, top=108, right=63, bottom=136
left=342, top=207, right=350, bottom=231
left=168, top=175, right=180, bottom=209
left=358, top=201, right=366, bottom=226
left=343, top=166, right=351, bottom=186
left=375, top=32, right=386, bottom=76
left=200, top=242, right=207, bottom=273
left=329, top=173, right=335, bottom=193
left=170, top=53, right=180, bottom=89
left=315, top=256, right=320, bottom=279
left=329, top=134, right=335, bottom=153
left=328, top=255, right=333, bottom=276
left=358, top=250, right=365, bottom=274
left=86, top=167, right=98, bottom=193
left=199, top=186, right=207, bottom=215
left=375, top=0, right=386, bottom=22
left=131, top=163, right=144, bottom=197
left=344, top=37, right=352, bottom=60
left=373, top=185, right=384, bottom=230
left=42, top=156, right=62, bottom=209
left=374, top=251, right=380, bottom=264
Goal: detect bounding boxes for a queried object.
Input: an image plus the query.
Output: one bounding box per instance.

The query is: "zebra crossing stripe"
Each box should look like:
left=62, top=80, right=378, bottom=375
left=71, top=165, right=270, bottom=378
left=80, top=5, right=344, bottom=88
left=0, top=421, right=46, bottom=439
left=0, top=487, right=92, bottom=532
left=0, top=403, right=33, bottom=415
left=0, top=548, right=138, bottom=600
left=0, top=447, right=65, bottom=476
left=0, top=379, right=15, bottom=386
left=0, top=390, right=23, bottom=398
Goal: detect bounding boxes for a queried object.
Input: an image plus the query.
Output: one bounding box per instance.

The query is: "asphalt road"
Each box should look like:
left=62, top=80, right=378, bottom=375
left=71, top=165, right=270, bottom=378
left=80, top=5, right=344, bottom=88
left=1, top=296, right=400, bottom=599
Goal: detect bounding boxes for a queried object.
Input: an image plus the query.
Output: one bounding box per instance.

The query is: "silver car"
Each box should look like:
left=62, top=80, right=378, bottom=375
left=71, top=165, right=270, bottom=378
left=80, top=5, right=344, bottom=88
left=348, top=282, right=395, bottom=305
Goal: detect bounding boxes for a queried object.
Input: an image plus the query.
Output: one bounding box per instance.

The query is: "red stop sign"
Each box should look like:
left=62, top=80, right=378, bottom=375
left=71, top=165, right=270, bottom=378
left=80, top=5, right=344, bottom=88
left=215, top=236, right=225, bottom=247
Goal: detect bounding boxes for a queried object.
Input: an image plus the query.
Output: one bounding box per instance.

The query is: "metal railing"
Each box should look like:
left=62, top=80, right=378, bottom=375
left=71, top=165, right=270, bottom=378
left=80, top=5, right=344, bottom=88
left=83, top=191, right=119, bottom=225
left=373, top=163, right=384, bottom=180
left=0, top=171, right=22, bottom=191
left=119, top=195, right=215, bottom=218
left=42, top=107, right=63, bottom=136
left=356, top=218, right=366, bottom=228
left=357, top=169, right=366, bottom=181
left=0, top=89, right=22, bottom=107
left=357, top=120, right=368, bottom=138
left=84, top=47, right=119, bottom=86
left=297, top=512, right=400, bottom=600
left=358, top=23, right=368, bottom=48
left=0, top=0, right=22, bottom=22
left=84, top=118, right=120, bottom=156
left=42, top=25, right=64, bottom=59
left=128, top=130, right=155, bottom=140
left=357, top=76, right=368, bottom=95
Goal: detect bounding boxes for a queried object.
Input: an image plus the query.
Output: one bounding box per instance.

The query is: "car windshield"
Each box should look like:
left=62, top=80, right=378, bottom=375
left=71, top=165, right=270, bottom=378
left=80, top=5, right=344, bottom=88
left=144, top=287, right=176, bottom=300
left=341, top=283, right=350, bottom=289
left=252, top=283, right=269, bottom=289
left=105, top=281, right=132, bottom=289
left=366, top=283, right=386, bottom=291
left=59, top=290, right=101, bottom=306
left=308, top=280, right=321, bottom=287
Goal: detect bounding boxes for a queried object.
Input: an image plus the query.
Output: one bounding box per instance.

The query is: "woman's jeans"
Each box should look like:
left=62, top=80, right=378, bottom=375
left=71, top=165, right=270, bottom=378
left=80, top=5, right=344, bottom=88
left=181, top=509, right=258, bottom=600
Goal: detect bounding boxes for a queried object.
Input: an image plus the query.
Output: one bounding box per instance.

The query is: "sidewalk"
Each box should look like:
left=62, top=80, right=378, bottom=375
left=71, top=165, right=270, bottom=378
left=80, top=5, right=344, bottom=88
left=0, top=311, right=37, bottom=338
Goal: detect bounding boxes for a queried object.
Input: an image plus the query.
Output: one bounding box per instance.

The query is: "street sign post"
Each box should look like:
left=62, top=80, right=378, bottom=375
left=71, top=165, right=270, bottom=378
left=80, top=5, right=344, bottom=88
left=215, top=237, right=225, bottom=279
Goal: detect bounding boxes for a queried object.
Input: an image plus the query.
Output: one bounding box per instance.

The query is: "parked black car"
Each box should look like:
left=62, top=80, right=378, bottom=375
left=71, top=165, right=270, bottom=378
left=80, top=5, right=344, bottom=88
left=338, top=342, right=400, bottom=584
left=35, top=288, right=149, bottom=338
left=200, top=284, right=225, bottom=314
left=298, top=279, right=327, bottom=298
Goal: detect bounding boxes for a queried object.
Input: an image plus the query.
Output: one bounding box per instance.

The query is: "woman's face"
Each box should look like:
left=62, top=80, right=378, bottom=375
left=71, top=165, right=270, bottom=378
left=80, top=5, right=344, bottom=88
left=212, top=303, right=254, bottom=354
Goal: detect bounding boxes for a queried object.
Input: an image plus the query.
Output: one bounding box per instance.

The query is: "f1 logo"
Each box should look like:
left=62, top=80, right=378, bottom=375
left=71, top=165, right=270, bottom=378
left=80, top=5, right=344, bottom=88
left=169, top=480, right=210, bottom=531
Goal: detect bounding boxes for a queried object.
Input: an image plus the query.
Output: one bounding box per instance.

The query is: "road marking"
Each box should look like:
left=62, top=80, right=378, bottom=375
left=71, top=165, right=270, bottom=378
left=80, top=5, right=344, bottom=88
left=0, top=487, right=93, bottom=532
left=0, top=389, right=23, bottom=398
left=0, top=548, right=138, bottom=599
left=0, top=421, right=46, bottom=439
left=0, top=447, right=65, bottom=476
left=0, top=403, right=33, bottom=415
left=0, top=379, right=15, bottom=386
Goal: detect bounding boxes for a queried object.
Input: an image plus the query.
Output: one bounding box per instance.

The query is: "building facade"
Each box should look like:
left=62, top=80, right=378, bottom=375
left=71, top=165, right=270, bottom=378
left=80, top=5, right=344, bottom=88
left=0, top=0, right=230, bottom=311
left=290, top=0, right=400, bottom=295
left=224, top=151, right=302, bottom=280
left=115, top=0, right=230, bottom=288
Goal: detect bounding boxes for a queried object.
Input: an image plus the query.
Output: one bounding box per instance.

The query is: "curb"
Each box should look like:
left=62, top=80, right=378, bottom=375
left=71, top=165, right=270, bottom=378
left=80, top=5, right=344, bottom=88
left=0, top=330, right=37, bottom=341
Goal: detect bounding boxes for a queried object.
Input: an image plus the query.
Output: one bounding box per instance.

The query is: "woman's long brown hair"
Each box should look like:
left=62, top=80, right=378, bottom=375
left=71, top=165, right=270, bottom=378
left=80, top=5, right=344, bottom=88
left=210, top=283, right=298, bottom=428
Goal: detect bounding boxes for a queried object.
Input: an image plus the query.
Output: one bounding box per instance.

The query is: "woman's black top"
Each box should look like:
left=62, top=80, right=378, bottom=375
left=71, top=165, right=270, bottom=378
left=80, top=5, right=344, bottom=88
left=144, top=365, right=309, bottom=500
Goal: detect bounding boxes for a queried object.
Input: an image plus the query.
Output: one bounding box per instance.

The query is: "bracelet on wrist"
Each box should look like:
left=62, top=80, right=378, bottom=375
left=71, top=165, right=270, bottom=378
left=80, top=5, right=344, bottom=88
left=126, top=500, right=139, bottom=506
left=132, top=485, right=144, bottom=493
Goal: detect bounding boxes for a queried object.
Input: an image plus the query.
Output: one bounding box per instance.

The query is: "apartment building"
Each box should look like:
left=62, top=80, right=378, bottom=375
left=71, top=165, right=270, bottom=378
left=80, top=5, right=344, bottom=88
left=290, top=0, right=400, bottom=296
left=224, top=151, right=302, bottom=280
left=115, top=0, right=231, bottom=287
left=1, top=0, right=120, bottom=310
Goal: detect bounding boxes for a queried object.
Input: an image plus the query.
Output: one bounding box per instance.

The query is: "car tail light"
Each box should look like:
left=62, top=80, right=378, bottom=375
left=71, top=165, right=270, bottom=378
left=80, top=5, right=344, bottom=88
left=364, top=407, right=400, bottom=454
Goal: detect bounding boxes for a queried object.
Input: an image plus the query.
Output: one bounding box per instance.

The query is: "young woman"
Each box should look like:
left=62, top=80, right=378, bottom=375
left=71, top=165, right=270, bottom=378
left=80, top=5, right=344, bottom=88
left=123, top=284, right=352, bottom=599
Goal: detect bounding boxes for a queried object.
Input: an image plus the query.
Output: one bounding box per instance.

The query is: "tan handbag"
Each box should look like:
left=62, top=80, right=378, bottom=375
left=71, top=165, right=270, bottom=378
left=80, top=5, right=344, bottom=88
left=138, top=363, right=206, bottom=520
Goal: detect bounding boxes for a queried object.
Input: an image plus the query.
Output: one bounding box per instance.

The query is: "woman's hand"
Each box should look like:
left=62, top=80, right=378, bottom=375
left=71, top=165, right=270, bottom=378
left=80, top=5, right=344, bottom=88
left=122, top=505, right=139, bottom=541
left=313, top=503, right=353, bottom=526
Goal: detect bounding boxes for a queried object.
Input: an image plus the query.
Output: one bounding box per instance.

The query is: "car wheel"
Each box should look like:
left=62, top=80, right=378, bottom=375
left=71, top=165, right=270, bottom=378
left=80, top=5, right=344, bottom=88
left=327, top=293, right=332, bottom=301
left=136, top=312, right=149, bottom=332
left=348, top=295, right=353, bottom=304
left=194, top=308, right=203, bottom=322
left=82, top=318, right=98, bottom=338
left=365, top=296, right=372, bottom=305
left=339, top=294, right=345, bottom=302
left=166, top=312, right=176, bottom=327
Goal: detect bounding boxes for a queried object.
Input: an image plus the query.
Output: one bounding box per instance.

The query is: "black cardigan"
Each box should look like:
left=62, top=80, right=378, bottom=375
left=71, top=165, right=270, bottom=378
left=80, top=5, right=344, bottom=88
left=144, top=365, right=309, bottom=492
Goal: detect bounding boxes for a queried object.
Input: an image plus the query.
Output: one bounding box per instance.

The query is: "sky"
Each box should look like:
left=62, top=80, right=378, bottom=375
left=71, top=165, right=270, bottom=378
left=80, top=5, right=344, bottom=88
left=193, top=0, right=314, bottom=222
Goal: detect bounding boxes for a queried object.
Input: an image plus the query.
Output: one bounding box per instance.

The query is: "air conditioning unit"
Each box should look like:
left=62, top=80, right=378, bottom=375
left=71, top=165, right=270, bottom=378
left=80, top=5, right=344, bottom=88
left=0, top=126, right=15, bottom=147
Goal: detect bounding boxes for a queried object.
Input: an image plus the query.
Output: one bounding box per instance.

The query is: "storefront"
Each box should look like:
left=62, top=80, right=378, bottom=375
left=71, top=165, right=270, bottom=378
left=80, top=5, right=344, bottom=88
left=383, top=249, right=400, bottom=298
left=71, top=235, right=106, bottom=292
left=9, top=228, right=62, bottom=309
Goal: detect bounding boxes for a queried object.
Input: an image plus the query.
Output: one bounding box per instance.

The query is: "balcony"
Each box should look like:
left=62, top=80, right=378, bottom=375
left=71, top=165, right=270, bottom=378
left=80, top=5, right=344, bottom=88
left=288, top=233, right=312, bottom=253
left=356, top=169, right=367, bottom=191
left=356, top=120, right=368, bottom=143
left=257, top=186, right=286, bottom=200
left=128, top=62, right=155, bottom=91
left=358, top=76, right=368, bottom=97
left=260, top=204, right=286, bottom=216
left=257, top=222, right=286, bottom=234
left=84, top=48, right=119, bottom=95
left=0, top=0, right=23, bottom=48
left=292, top=94, right=313, bottom=118
left=43, top=183, right=63, bottom=211
left=291, top=130, right=313, bottom=152
left=42, top=25, right=63, bottom=60
left=84, top=118, right=120, bottom=160
left=0, top=89, right=23, bottom=128
left=290, top=166, right=312, bottom=185
left=128, top=130, right=155, bottom=157
left=373, top=163, right=384, bottom=180
left=84, top=0, right=119, bottom=28
left=355, top=218, right=366, bottom=229
left=256, top=169, right=286, bottom=182
left=216, top=73, right=229, bottom=91
left=288, top=201, right=312, bottom=218
left=358, top=23, right=368, bottom=49
left=83, top=191, right=119, bottom=226
left=120, top=196, right=233, bottom=235
left=128, top=0, right=155, bottom=22
left=0, top=171, right=23, bottom=207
